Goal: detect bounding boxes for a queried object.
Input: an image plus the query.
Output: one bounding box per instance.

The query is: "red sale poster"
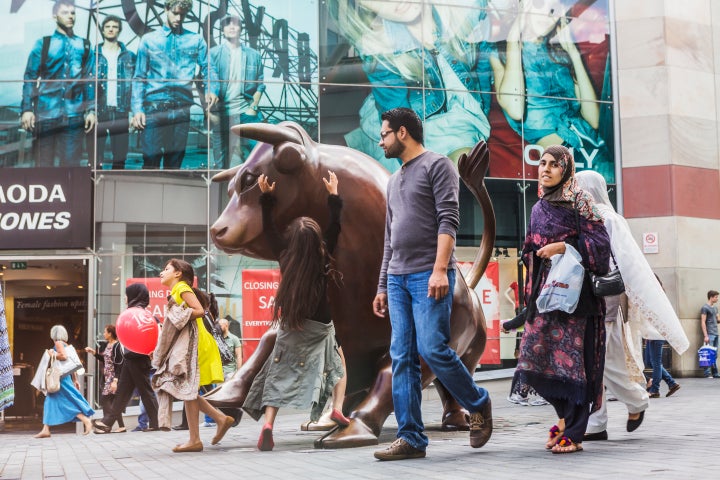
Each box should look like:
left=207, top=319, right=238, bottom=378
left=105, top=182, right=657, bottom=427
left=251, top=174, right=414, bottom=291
left=457, top=261, right=500, bottom=365
left=125, top=277, right=181, bottom=323
left=241, top=269, right=281, bottom=362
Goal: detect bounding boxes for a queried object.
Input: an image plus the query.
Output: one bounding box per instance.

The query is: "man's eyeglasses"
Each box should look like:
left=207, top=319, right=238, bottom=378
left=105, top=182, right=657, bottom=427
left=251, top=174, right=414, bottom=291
left=379, top=129, right=395, bottom=139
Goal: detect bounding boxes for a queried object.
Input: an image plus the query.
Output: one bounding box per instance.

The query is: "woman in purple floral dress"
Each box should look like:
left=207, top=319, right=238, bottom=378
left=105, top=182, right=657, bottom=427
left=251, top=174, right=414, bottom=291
left=516, top=145, right=611, bottom=454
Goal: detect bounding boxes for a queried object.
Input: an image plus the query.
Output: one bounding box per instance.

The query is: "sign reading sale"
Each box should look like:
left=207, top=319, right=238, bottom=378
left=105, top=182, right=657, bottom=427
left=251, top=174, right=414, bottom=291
left=457, top=261, right=500, bottom=365
left=126, top=277, right=175, bottom=322
left=241, top=269, right=281, bottom=362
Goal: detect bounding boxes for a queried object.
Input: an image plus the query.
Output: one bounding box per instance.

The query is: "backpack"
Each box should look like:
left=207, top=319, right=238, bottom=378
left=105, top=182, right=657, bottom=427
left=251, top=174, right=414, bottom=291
left=39, top=35, right=91, bottom=77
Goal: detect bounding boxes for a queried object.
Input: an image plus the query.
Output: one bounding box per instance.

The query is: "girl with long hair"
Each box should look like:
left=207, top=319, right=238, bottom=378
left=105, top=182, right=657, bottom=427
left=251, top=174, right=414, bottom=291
left=243, top=171, right=348, bottom=451
left=156, top=259, right=233, bottom=453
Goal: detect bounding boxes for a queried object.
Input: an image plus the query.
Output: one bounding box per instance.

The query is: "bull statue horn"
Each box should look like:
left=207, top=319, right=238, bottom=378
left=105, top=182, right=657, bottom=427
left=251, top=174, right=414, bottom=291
left=231, top=123, right=302, bottom=146
left=211, top=165, right=242, bottom=183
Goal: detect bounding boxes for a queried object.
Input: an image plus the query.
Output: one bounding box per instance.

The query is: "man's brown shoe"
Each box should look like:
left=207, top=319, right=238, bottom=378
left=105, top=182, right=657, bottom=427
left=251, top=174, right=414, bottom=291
left=469, top=399, right=493, bottom=448
left=373, top=438, right=426, bottom=461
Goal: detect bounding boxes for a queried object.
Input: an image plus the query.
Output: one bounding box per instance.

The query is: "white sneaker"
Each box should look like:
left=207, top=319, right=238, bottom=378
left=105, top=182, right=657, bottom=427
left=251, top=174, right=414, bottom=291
left=507, top=393, right=530, bottom=406
left=529, top=396, right=549, bottom=406
left=201, top=421, right=216, bottom=427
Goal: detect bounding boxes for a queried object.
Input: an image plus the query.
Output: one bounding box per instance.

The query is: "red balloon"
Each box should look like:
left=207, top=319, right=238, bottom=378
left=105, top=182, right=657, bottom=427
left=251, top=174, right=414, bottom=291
left=115, top=307, right=159, bottom=355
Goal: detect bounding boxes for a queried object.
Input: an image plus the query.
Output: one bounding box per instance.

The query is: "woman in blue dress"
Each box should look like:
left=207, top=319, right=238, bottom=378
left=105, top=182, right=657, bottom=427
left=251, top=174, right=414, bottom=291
left=34, top=325, right=94, bottom=438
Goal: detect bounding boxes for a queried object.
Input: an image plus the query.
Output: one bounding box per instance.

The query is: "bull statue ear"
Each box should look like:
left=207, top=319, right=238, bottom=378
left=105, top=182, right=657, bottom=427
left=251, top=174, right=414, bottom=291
left=273, top=143, right=306, bottom=174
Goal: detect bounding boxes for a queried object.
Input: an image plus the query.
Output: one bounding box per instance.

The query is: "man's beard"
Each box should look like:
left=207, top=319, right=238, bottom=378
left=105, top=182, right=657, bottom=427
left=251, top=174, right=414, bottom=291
left=384, top=141, right=404, bottom=159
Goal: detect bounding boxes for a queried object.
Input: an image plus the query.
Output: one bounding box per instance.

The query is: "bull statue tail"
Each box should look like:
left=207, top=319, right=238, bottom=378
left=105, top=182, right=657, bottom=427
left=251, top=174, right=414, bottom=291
left=458, top=141, right=495, bottom=290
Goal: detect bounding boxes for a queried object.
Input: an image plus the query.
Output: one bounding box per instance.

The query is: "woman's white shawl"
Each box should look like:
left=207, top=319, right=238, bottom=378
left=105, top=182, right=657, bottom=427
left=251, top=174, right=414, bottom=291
left=577, top=171, right=689, bottom=354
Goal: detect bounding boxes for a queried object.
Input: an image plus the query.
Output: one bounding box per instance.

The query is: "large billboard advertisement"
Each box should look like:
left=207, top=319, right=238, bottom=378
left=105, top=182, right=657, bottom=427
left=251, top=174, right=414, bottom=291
left=319, top=0, right=614, bottom=182
left=0, top=0, right=318, bottom=171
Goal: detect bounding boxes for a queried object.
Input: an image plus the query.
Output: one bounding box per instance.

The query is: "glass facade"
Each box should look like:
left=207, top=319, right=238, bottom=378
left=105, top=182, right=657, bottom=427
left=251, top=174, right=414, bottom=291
left=0, top=0, right=616, bottom=376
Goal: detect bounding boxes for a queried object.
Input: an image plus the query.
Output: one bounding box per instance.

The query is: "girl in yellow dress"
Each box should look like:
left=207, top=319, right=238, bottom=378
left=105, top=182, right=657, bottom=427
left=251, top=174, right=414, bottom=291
left=159, top=258, right=233, bottom=453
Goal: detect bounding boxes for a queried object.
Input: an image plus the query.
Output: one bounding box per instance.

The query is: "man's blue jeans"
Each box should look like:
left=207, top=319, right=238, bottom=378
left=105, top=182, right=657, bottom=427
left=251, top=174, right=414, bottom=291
left=387, top=269, right=489, bottom=450
left=646, top=340, right=677, bottom=393
left=34, top=116, right=86, bottom=167
left=141, top=105, right=190, bottom=169
left=704, top=334, right=719, bottom=377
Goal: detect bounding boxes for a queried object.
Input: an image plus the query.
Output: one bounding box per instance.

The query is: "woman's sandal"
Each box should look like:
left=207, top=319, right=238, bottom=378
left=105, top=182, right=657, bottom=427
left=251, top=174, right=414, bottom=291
left=545, top=425, right=564, bottom=449
left=551, top=436, right=584, bottom=454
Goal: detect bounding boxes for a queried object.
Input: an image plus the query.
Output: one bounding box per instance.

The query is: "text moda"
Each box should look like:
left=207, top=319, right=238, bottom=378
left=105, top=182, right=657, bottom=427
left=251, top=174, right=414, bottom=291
left=0, top=184, right=67, bottom=203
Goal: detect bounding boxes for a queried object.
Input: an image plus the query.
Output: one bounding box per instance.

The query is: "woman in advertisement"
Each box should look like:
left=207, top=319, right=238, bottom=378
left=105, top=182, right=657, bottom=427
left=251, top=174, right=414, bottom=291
left=490, top=0, right=610, bottom=168
left=328, top=0, right=493, bottom=172
left=516, top=145, right=610, bottom=454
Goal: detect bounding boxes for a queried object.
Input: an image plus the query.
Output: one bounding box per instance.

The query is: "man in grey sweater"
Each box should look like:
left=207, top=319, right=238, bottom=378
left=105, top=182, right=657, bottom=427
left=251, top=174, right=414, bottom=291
left=372, top=108, right=492, bottom=461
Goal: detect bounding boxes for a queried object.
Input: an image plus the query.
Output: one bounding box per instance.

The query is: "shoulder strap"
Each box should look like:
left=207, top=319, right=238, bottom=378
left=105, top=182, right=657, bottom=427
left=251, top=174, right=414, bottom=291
left=575, top=209, right=616, bottom=268
left=40, top=36, right=51, bottom=76
left=82, top=38, right=90, bottom=68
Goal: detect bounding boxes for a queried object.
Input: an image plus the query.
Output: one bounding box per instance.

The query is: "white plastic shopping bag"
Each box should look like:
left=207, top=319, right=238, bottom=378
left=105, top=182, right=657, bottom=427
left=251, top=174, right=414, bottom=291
left=536, top=244, right=585, bottom=314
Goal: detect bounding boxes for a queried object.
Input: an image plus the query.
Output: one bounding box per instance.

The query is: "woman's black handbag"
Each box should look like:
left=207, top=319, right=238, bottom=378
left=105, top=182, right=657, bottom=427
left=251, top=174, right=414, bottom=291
left=590, top=264, right=625, bottom=297
left=574, top=209, right=626, bottom=297
left=202, top=311, right=235, bottom=364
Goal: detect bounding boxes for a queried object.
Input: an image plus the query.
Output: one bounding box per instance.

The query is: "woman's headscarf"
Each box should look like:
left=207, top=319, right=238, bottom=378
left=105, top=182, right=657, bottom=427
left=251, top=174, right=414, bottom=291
left=575, top=170, right=689, bottom=354
left=538, top=145, right=602, bottom=221
left=126, top=283, right=149, bottom=309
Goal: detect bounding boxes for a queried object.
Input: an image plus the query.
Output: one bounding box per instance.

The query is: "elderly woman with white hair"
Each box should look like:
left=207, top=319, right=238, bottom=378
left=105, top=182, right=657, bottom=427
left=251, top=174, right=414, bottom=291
left=33, top=325, right=94, bottom=438
left=575, top=170, right=689, bottom=442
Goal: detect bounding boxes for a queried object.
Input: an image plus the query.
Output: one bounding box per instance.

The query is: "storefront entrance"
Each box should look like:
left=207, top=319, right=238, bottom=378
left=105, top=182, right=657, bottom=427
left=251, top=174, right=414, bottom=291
left=0, top=256, right=93, bottom=420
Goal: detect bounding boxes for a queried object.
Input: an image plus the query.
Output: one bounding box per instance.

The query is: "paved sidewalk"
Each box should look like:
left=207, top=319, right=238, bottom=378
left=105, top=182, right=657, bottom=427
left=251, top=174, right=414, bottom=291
left=0, top=377, right=716, bottom=479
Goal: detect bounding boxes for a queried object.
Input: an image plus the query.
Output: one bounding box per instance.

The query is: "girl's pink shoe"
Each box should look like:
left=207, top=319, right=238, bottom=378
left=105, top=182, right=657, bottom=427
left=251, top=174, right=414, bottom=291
left=330, top=408, right=350, bottom=427
left=257, top=423, right=274, bottom=451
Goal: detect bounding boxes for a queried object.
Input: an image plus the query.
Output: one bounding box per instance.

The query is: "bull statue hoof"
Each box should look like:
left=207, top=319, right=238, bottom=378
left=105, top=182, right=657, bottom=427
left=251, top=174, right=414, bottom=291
left=441, top=408, right=470, bottom=431
left=314, top=418, right=378, bottom=449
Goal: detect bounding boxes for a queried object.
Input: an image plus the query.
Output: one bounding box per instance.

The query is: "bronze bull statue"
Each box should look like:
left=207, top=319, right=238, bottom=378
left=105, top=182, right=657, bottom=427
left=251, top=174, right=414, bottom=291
left=207, top=122, right=495, bottom=449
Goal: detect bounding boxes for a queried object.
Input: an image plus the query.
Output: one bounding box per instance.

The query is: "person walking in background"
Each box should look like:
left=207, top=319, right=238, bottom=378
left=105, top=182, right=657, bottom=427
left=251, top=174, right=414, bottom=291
left=20, top=0, right=95, bottom=167
left=153, top=259, right=232, bottom=453
left=515, top=146, right=611, bottom=454
left=218, top=318, right=242, bottom=379
left=372, top=108, right=493, bottom=461
left=216, top=318, right=243, bottom=427
left=94, top=15, right=136, bottom=169
left=644, top=338, right=680, bottom=398
left=92, top=284, right=160, bottom=434
left=243, top=171, right=349, bottom=452
left=576, top=171, right=688, bottom=440
left=131, top=0, right=218, bottom=169
left=700, top=290, right=720, bottom=378
left=85, top=324, right=126, bottom=433
left=209, top=14, right=265, bottom=169
left=32, top=325, right=94, bottom=438
left=502, top=308, right=548, bottom=407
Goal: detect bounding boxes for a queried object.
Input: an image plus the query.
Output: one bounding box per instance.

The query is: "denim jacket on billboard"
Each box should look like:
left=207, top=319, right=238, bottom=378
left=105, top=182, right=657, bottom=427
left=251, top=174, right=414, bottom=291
left=132, top=25, right=218, bottom=113
left=21, top=31, right=95, bottom=120
left=503, top=41, right=606, bottom=157
left=210, top=41, right=266, bottom=102
left=362, top=17, right=490, bottom=122
left=97, top=42, right=136, bottom=113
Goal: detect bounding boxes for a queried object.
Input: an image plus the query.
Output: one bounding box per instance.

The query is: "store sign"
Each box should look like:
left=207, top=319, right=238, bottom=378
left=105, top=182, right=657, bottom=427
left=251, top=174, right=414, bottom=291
left=0, top=167, right=92, bottom=249
left=458, top=261, right=501, bottom=365
left=241, top=269, right=281, bottom=362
